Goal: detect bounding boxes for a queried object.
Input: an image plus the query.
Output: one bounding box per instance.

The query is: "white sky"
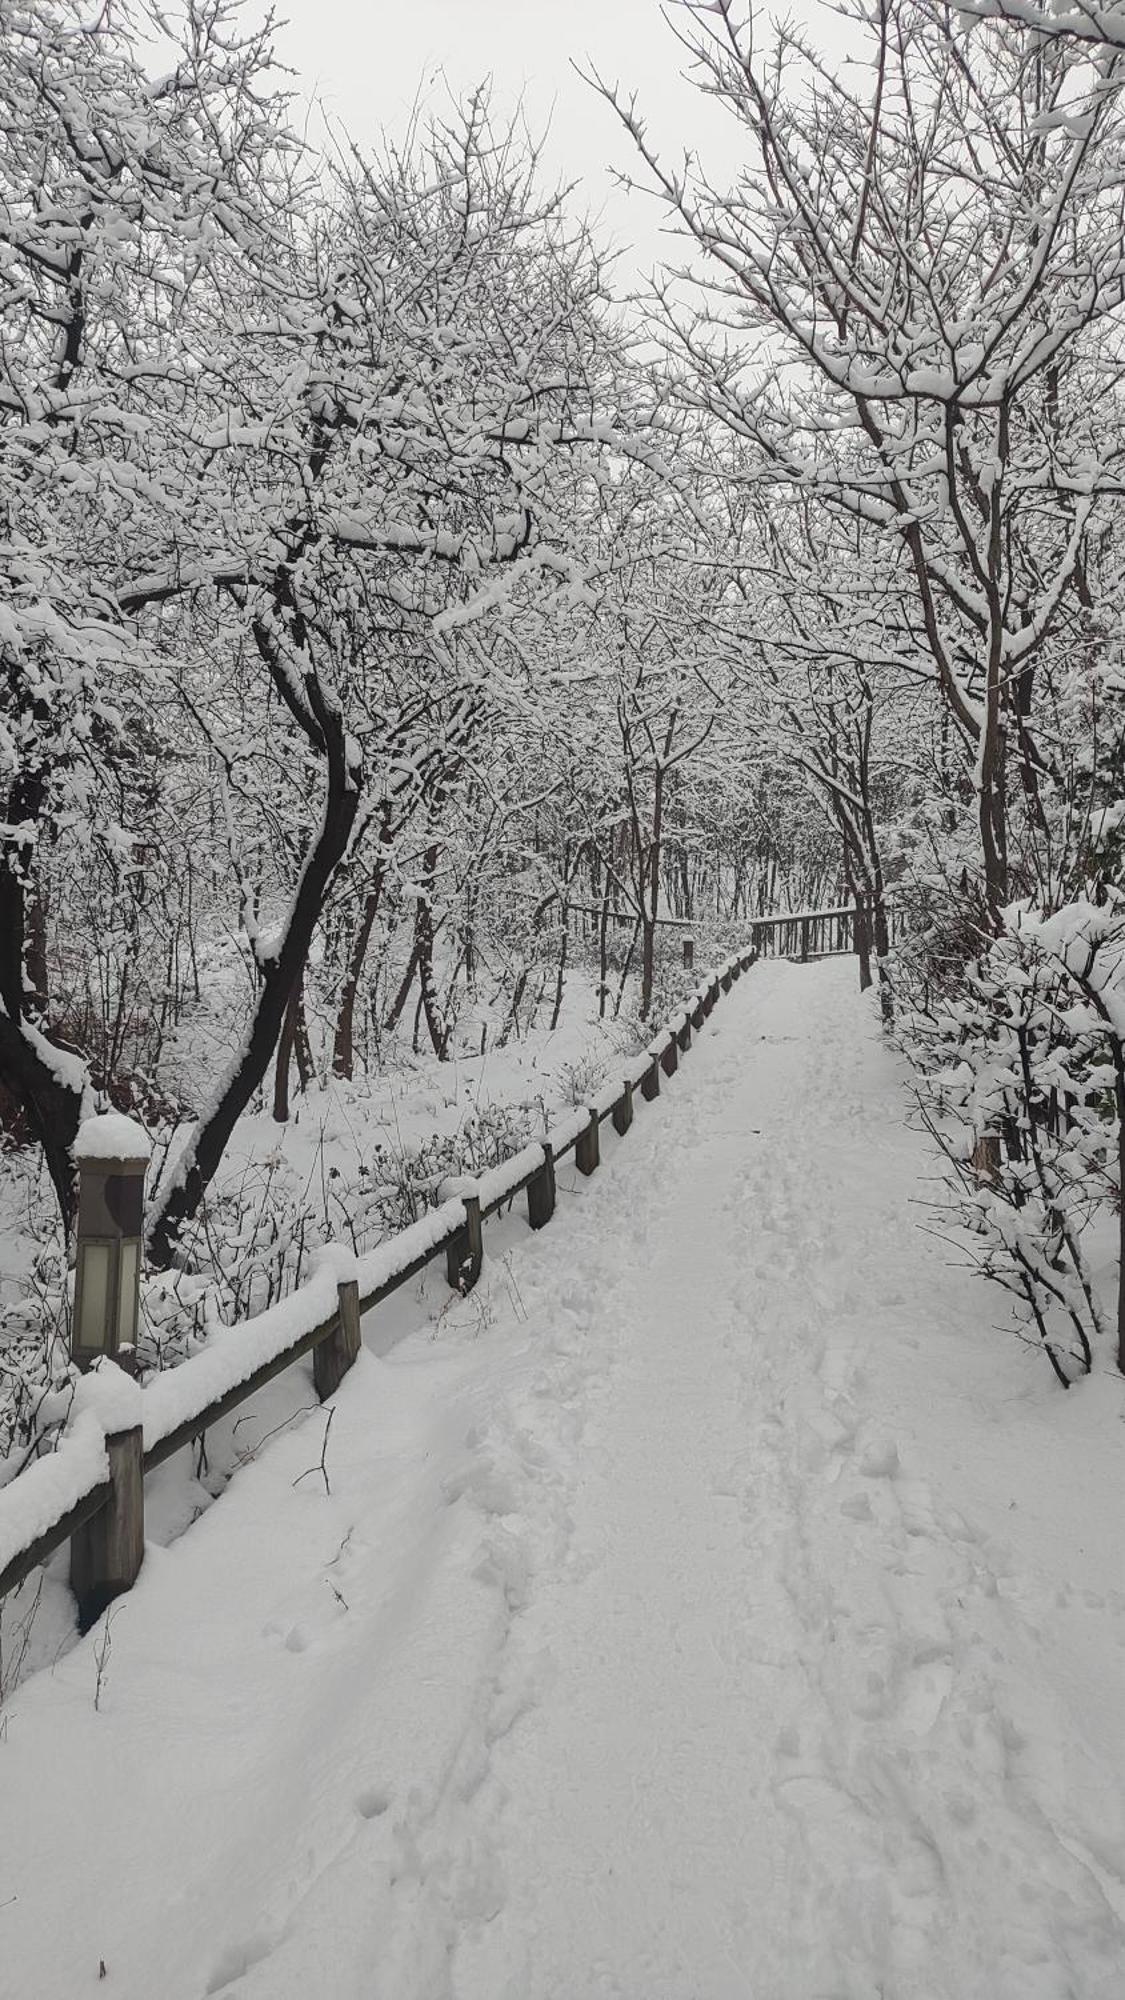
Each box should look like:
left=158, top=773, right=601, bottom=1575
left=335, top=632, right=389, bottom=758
left=273, top=0, right=839, bottom=285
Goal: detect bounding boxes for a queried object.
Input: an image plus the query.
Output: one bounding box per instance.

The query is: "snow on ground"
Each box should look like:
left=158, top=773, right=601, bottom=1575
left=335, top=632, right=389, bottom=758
left=4, top=959, right=1125, bottom=1998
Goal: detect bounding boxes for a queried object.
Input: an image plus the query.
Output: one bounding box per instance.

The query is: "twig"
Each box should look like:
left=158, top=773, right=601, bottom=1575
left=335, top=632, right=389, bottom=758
left=293, top=1407, right=335, bottom=1497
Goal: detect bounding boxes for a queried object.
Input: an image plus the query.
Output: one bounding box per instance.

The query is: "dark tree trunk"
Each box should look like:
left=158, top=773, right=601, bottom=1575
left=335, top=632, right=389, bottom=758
left=332, top=810, right=393, bottom=1080
left=855, top=897, right=872, bottom=991
left=1114, top=1050, right=1125, bottom=1377
left=148, top=688, right=360, bottom=1269
left=0, top=758, right=85, bottom=1229
left=332, top=884, right=381, bottom=1080
left=385, top=944, right=420, bottom=1033
left=551, top=896, right=570, bottom=1032
left=273, top=983, right=296, bottom=1125
left=415, top=841, right=449, bottom=1060
left=597, top=873, right=612, bottom=1021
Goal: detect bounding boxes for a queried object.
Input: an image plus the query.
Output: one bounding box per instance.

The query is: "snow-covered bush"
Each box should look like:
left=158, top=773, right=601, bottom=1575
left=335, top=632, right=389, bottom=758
left=904, top=917, right=1113, bottom=1384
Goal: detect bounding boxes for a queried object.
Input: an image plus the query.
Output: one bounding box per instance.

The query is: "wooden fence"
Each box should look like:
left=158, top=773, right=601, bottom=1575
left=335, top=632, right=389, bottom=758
left=0, top=951, right=758, bottom=1628
left=750, top=900, right=904, bottom=964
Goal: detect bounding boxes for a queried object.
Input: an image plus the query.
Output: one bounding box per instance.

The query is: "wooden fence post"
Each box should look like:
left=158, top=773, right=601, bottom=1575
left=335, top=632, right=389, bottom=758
left=314, top=1278, right=363, bottom=1400
left=692, top=992, right=706, bottom=1030
left=445, top=1191, right=484, bottom=1294
left=70, top=1425, right=144, bottom=1633
left=641, top=1054, right=661, bottom=1102
left=575, top=1111, right=600, bottom=1177
left=677, top=1018, right=692, bottom=1052
left=661, top=1034, right=679, bottom=1077
left=527, top=1143, right=557, bottom=1229
left=720, top=969, right=732, bottom=993
left=683, top=936, right=694, bottom=971
left=731, top=961, right=741, bottom=982
left=612, top=1079, right=634, bottom=1136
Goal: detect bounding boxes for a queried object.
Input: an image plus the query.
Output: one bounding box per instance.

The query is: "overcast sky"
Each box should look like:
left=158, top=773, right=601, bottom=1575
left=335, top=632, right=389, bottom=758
left=273, top=0, right=835, bottom=285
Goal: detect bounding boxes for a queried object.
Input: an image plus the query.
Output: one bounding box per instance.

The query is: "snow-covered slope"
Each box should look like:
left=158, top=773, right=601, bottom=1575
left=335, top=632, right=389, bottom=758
left=3, top=960, right=1125, bottom=1999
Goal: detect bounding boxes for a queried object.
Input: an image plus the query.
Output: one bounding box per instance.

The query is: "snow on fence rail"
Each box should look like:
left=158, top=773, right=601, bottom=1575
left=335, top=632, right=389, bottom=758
left=0, top=952, right=757, bottom=1626
left=502, top=891, right=901, bottom=962
left=750, top=899, right=904, bottom=963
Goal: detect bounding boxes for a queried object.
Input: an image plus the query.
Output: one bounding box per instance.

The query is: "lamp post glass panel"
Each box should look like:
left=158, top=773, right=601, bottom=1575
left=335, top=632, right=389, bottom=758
left=73, top=1115, right=150, bottom=1370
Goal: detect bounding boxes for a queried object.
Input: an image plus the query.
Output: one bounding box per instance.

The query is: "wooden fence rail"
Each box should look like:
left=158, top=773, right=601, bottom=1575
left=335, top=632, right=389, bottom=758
left=751, top=899, right=904, bottom=964
left=0, top=951, right=758, bottom=1626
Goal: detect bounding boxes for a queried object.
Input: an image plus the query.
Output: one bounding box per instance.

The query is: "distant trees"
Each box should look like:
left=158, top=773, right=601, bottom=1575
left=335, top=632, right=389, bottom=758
left=595, top=0, right=1125, bottom=1379
left=601, top=0, right=1125, bottom=920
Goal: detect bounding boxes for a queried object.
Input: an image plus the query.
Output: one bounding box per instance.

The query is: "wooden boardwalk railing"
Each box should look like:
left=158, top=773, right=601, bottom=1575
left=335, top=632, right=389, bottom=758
left=0, top=951, right=757, bottom=1626
left=751, top=900, right=903, bottom=963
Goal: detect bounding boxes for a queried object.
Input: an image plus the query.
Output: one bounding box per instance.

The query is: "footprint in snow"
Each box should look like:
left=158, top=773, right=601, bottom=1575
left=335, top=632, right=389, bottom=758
left=858, top=1438, right=900, bottom=1479
left=206, top=1930, right=279, bottom=1993
left=899, top=1655, right=954, bottom=1737
left=355, top=1785, right=391, bottom=1821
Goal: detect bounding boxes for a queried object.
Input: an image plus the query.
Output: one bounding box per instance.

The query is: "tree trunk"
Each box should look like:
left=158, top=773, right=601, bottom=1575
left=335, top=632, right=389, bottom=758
left=273, top=977, right=300, bottom=1124
left=385, top=944, right=419, bottom=1033
left=415, top=841, right=449, bottom=1060
left=0, top=761, right=85, bottom=1230
left=332, top=811, right=393, bottom=1079
left=1114, top=1051, right=1125, bottom=1377
left=332, top=883, right=381, bottom=1080
left=148, top=696, right=361, bottom=1269
left=854, top=895, right=872, bottom=992
left=597, top=872, right=612, bottom=1021
left=550, top=897, right=570, bottom=1031
left=640, top=762, right=667, bottom=1022
left=640, top=915, right=656, bottom=1021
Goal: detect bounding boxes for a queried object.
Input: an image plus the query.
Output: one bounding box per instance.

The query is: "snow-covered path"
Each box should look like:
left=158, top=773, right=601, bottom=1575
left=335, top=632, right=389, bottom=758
left=5, top=961, right=1125, bottom=1999
left=448, top=960, right=1125, bottom=2000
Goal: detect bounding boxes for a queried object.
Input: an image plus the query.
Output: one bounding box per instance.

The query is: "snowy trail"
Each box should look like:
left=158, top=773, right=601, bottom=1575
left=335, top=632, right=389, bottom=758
left=5, top=961, right=1125, bottom=1999
left=445, top=962, right=1125, bottom=2000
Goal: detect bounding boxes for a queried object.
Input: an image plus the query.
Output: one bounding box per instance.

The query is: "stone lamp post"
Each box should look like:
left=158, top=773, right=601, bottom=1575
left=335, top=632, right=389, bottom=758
left=72, top=1113, right=151, bottom=1372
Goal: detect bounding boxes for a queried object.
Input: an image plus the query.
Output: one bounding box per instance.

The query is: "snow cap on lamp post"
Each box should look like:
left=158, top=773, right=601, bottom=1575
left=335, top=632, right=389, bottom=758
left=72, top=1113, right=151, bottom=1372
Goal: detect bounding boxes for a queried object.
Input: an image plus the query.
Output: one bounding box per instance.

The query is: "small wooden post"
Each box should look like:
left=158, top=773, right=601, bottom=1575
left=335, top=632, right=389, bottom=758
left=314, top=1278, right=363, bottom=1400
left=527, top=1143, right=556, bottom=1230
left=661, top=1035, right=678, bottom=1077
left=720, top=969, right=732, bottom=993
left=611, top=1080, right=634, bottom=1137
left=641, top=1055, right=661, bottom=1102
left=731, top=961, right=741, bottom=982
left=800, top=916, right=811, bottom=963
left=575, top=1110, right=600, bottom=1176
left=70, top=1425, right=144, bottom=1634
left=683, top=936, right=694, bottom=971
left=677, top=1018, right=691, bottom=1053
left=445, top=1190, right=484, bottom=1293
left=692, top=993, right=706, bottom=1030
left=702, top=983, right=714, bottom=1018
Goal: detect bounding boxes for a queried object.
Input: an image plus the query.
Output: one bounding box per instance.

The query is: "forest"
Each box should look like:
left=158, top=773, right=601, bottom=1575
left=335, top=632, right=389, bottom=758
left=4, top=0, right=1125, bottom=1492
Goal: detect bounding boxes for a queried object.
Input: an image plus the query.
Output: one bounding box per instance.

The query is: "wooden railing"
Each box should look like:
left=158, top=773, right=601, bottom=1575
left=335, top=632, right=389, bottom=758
left=751, top=899, right=903, bottom=963
left=0, top=951, right=757, bottom=1626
